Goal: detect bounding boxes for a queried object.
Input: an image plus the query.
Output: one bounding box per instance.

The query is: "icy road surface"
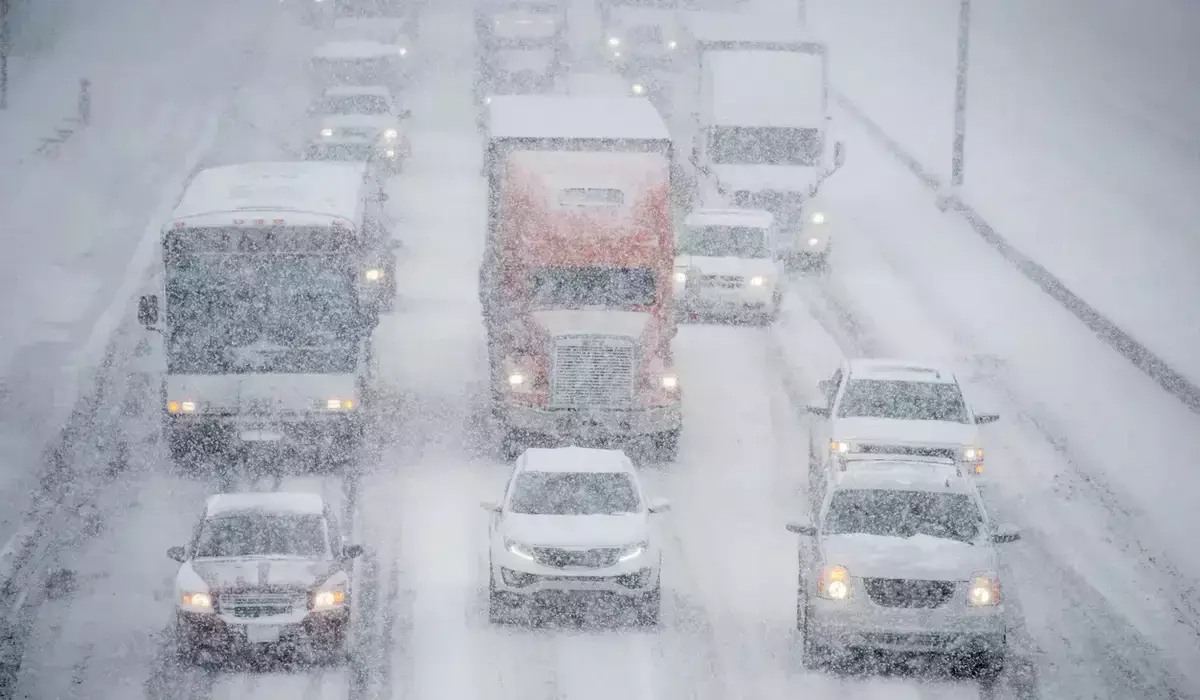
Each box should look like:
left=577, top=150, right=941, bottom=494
left=806, top=0, right=1200, bottom=387
left=7, top=0, right=1200, bottom=698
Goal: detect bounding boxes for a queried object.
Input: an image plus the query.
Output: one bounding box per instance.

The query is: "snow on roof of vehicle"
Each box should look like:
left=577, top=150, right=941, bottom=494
left=685, top=11, right=821, bottom=48
left=171, top=162, right=367, bottom=222
left=833, top=457, right=973, bottom=494
left=685, top=207, right=775, bottom=228
left=488, top=95, right=670, bottom=141
left=323, top=85, right=393, bottom=99
left=848, top=359, right=958, bottom=385
left=520, top=446, right=634, bottom=473
left=313, top=40, right=405, bottom=60
left=205, top=492, right=326, bottom=517
left=706, top=50, right=825, bottom=127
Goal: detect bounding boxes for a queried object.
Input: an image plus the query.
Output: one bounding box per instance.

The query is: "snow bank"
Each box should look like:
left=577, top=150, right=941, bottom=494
left=807, top=0, right=1200, bottom=387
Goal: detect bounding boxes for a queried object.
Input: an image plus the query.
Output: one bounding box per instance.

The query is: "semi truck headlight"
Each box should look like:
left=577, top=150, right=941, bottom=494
left=320, top=127, right=334, bottom=137
left=324, top=398, right=355, bottom=410
left=180, top=591, right=213, bottom=611
left=312, top=588, right=346, bottom=610
left=968, top=573, right=1000, bottom=606
left=810, top=211, right=826, bottom=224
left=507, top=373, right=526, bottom=387
left=748, top=276, right=765, bottom=287
left=818, top=565, right=850, bottom=600
left=660, top=374, right=678, bottom=390
left=168, top=400, right=198, bottom=414
left=383, top=128, right=398, bottom=140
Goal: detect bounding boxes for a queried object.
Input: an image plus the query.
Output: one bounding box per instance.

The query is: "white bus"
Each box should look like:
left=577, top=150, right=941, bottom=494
left=136, top=161, right=396, bottom=469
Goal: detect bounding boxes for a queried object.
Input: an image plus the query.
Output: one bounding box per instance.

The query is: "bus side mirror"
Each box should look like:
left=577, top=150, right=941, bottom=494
left=137, top=295, right=159, bottom=328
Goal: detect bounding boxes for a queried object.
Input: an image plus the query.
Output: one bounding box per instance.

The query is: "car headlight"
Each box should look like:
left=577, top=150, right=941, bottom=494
left=608, top=37, right=621, bottom=46
left=365, top=268, right=384, bottom=281
left=383, top=128, right=398, bottom=140
left=168, top=400, right=199, bottom=414
left=180, top=591, right=213, bottom=612
left=660, top=374, right=678, bottom=390
left=963, top=446, right=984, bottom=462
left=968, top=572, right=1000, bottom=606
left=505, top=539, right=535, bottom=561
left=385, top=148, right=396, bottom=158
left=312, top=586, right=347, bottom=610
left=398, top=47, right=408, bottom=56
left=631, top=83, right=646, bottom=95
left=829, top=440, right=851, bottom=454
left=667, top=40, right=677, bottom=49
left=810, top=211, right=826, bottom=224
left=618, top=541, right=648, bottom=562
left=817, top=565, right=850, bottom=600
left=748, top=276, right=766, bottom=287
left=323, top=398, right=355, bottom=410
left=807, top=237, right=820, bottom=247
left=320, top=127, right=334, bottom=137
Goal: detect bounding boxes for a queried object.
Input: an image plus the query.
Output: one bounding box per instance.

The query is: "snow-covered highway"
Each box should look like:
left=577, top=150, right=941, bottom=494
left=3, top=0, right=1200, bottom=699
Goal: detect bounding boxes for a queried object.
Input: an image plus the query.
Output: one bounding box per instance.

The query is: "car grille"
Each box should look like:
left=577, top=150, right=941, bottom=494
left=857, top=444, right=958, bottom=460
left=863, top=578, right=956, bottom=609
left=531, top=547, right=621, bottom=569
left=219, top=593, right=303, bottom=618
left=694, top=274, right=744, bottom=288
left=550, top=335, right=636, bottom=408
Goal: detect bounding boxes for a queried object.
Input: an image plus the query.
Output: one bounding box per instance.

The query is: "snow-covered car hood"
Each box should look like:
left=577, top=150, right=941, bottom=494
left=184, top=557, right=339, bottom=591
left=530, top=309, right=651, bottom=340
left=833, top=417, right=979, bottom=448
left=713, top=164, right=818, bottom=194
left=502, top=513, right=648, bottom=548
left=166, top=374, right=357, bottom=414
left=320, top=114, right=399, bottom=132
left=820, top=533, right=995, bottom=581
left=675, top=255, right=775, bottom=278
left=496, top=48, right=556, bottom=73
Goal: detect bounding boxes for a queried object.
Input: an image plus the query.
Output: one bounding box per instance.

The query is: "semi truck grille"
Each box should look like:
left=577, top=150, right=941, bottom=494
left=857, top=444, right=958, bottom=460
left=550, top=335, right=635, bottom=408
left=220, top=593, right=302, bottom=618
left=531, top=547, right=621, bottom=569
left=863, top=578, right=956, bottom=609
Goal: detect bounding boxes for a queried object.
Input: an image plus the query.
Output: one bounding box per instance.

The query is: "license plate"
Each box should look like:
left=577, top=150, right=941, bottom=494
left=239, top=430, right=284, bottom=442
left=246, top=625, right=281, bottom=644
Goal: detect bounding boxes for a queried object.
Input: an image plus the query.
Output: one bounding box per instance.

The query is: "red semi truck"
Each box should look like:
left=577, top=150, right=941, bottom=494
left=480, top=95, right=682, bottom=462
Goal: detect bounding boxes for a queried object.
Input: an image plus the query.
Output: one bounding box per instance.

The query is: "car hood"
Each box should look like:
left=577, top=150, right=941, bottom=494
left=712, top=164, right=818, bottom=194
left=503, top=513, right=648, bottom=548
left=675, top=255, right=774, bottom=277
left=186, top=557, right=338, bottom=591
left=166, top=373, right=357, bottom=414
left=833, top=418, right=979, bottom=447
left=821, top=533, right=994, bottom=581
left=529, top=309, right=651, bottom=340
left=496, top=48, right=556, bottom=73
left=321, top=114, right=398, bottom=131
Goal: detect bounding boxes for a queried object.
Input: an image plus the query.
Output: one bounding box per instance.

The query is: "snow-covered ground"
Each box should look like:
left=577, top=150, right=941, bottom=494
left=805, top=0, right=1200, bottom=389
left=4, top=0, right=1200, bottom=698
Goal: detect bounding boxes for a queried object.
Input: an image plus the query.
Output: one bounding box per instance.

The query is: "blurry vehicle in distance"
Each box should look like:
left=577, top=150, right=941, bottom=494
left=481, top=446, right=670, bottom=625
left=787, top=454, right=1019, bottom=676
left=474, top=0, right=568, bottom=105
left=307, top=85, right=412, bottom=174
left=169, top=492, right=365, bottom=662
left=602, top=4, right=682, bottom=72
left=805, top=359, right=1001, bottom=480
left=674, top=207, right=783, bottom=325
left=311, top=39, right=412, bottom=96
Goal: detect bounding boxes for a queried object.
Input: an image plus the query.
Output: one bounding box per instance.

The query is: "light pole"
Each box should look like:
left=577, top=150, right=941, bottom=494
left=950, top=0, right=972, bottom=188
left=1, top=0, right=9, bottom=109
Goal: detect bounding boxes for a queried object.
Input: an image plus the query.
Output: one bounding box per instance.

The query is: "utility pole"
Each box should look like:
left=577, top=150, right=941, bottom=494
left=950, top=0, right=972, bottom=188
left=1, top=0, right=10, bottom=109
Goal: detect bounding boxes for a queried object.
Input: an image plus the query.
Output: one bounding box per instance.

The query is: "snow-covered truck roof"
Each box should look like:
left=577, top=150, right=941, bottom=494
left=487, top=95, right=670, bottom=142
left=169, top=162, right=369, bottom=227
left=705, top=50, right=826, bottom=127
left=685, top=11, right=823, bottom=51
left=684, top=207, right=775, bottom=229
left=205, top=492, right=327, bottom=518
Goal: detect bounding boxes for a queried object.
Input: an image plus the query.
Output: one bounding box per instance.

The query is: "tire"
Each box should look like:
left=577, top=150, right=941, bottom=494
left=636, top=584, right=661, bottom=627
left=651, top=429, right=680, bottom=462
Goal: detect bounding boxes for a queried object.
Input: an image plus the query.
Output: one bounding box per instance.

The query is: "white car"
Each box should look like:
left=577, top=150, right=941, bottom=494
left=787, top=454, right=1019, bottom=676
left=311, top=40, right=410, bottom=93
left=168, top=492, right=364, bottom=660
left=602, top=6, right=681, bottom=68
left=805, top=359, right=1000, bottom=479
left=481, top=447, right=671, bottom=625
left=674, top=208, right=784, bottom=324
left=307, top=86, right=411, bottom=173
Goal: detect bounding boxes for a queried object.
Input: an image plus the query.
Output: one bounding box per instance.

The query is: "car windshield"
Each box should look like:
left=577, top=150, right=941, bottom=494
left=529, top=267, right=656, bottom=309
left=710, top=126, right=823, bottom=167
left=679, top=225, right=770, bottom=258
left=508, top=471, right=641, bottom=515
left=837, top=379, right=971, bottom=423
left=319, top=94, right=390, bottom=115
left=824, top=489, right=983, bottom=543
left=194, top=513, right=330, bottom=558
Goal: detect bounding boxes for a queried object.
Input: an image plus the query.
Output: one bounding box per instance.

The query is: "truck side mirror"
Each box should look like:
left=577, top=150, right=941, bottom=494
left=137, top=295, right=159, bottom=327
left=834, top=141, right=846, bottom=169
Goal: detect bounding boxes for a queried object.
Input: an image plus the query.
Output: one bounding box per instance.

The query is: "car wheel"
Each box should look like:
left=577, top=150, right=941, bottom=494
left=635, top=585, right=661, bottom=627
left=652, top=429, right=680, bottom=462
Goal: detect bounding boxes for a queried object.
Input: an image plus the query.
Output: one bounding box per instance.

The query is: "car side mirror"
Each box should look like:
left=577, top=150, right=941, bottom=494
left=991, top=525, right=1021, bottom=544
left=805, top=405, right=830, bottom=418
left=647, top=497, right=671, bottom=514
left=786, top=520, right=817, bottom=536
left=975, top=413, right=1000, bottom=424
left=167, top=546, right=186, bottom=563
left=343, top=544, right=365, bottom=559
left=138, top=295, right=159, bottom=327
left=480, top=500, right=501, bottom=513
left=834, top=141, right=846, bottom=169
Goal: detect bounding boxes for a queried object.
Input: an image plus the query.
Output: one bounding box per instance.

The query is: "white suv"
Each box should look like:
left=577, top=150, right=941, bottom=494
left=806, top=359, right=999, bottom=479
left=675, top=207, right=784, bottom=325
left=481, top=446, right=671, bottom=625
